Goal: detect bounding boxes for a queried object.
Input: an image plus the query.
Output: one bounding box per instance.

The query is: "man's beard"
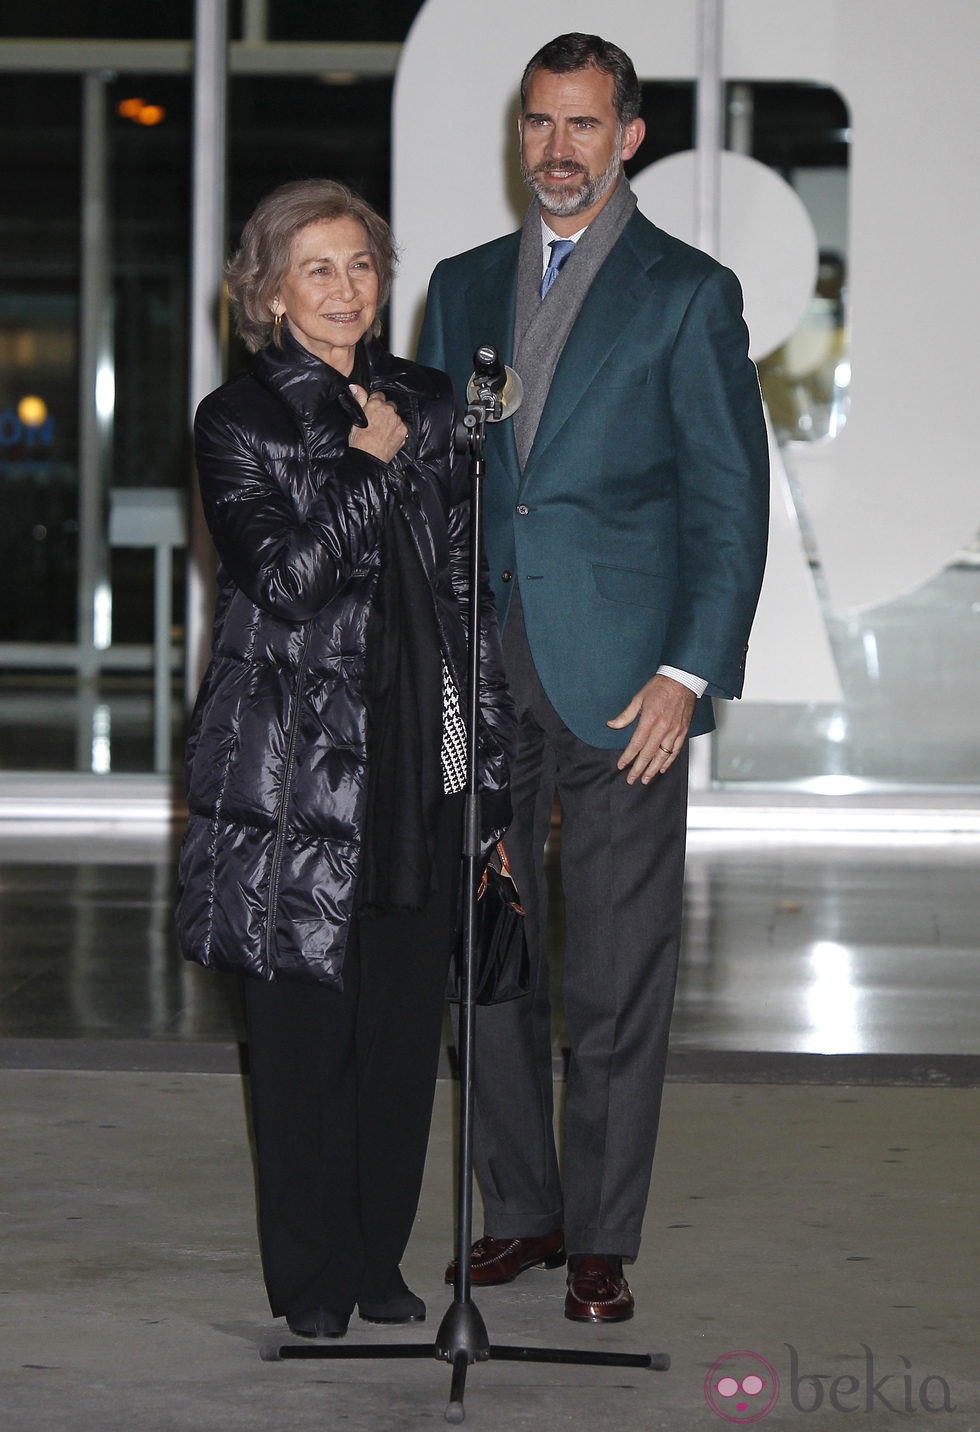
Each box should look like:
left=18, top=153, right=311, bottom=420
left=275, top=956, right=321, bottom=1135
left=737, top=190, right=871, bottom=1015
left=520, top=131, right=623, bottom=218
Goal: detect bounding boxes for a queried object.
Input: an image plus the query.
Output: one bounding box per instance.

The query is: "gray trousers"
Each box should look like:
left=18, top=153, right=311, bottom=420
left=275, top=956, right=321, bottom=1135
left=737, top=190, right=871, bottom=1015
left=470, top=589, right=688, bottom=1261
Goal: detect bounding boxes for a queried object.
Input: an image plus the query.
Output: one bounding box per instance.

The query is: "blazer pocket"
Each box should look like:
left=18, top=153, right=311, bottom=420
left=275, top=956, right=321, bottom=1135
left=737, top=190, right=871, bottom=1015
left=594, top=366, right=655, bottom=391
left=592, top=562, right=673, bottom=609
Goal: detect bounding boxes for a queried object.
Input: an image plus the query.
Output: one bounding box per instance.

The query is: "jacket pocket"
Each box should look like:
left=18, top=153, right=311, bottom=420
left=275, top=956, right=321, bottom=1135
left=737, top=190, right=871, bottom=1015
left=592, top=562, right=673, bottom=609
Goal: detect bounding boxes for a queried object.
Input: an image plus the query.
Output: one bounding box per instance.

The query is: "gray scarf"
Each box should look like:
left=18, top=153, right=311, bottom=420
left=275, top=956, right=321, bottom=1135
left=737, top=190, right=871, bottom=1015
left=512, top=174, right=637, bottom=471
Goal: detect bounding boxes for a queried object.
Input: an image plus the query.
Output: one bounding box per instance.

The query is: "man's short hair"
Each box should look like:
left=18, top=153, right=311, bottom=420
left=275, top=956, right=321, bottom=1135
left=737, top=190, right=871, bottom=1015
left=520, top=33, right=642, bottom=126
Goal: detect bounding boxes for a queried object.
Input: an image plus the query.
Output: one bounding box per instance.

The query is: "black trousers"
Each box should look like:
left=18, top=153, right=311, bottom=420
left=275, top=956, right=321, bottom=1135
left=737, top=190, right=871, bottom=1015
left=242, top=794, right=463, bottom=1320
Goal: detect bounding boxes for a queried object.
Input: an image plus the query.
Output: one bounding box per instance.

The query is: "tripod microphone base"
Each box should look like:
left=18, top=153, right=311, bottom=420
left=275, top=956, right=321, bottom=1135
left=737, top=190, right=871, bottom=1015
left=434, top=1296, right=491, bottom=1422
left=435, top=1295, right=491, bottom=1365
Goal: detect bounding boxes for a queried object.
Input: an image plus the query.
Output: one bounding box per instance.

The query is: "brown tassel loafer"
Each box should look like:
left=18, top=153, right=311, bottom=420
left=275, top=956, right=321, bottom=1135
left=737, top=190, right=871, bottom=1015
left=444, top=1229, right=566, bottom=1285
left=564, top=1256, right=635, bottom=1323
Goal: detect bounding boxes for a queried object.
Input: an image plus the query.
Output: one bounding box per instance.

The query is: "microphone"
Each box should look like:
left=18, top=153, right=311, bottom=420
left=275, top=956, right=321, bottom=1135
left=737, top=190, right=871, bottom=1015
left=465, top=345, right=523, bottom=422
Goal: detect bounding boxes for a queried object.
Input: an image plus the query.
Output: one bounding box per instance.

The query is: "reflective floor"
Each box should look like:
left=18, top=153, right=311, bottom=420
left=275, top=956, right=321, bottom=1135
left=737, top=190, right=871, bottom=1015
left=673, top=833, right=980, bottom=1056
left=1, top=823, right=977, bottom=1063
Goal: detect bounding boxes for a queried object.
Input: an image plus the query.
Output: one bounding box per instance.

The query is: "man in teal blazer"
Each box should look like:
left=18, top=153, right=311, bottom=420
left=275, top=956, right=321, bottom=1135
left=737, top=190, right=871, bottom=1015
left=418, top=33, right=769, bottom=1324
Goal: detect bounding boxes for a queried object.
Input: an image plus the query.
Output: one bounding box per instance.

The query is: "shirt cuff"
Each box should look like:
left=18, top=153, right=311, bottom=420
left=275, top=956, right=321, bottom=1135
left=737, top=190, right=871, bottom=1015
left=657, top=664, right=708, bottom=698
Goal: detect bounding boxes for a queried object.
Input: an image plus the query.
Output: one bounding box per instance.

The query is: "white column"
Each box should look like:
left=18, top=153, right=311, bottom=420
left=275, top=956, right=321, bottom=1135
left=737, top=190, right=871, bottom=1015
left=77, top=71, right=113, bottom=686
left=242, top=0, right=268, bottom=44
left=185, top=0, right=229, bottom=703
left=727, top=80, right=754, bottom=156
left=694, top=0, right=724, bottom=259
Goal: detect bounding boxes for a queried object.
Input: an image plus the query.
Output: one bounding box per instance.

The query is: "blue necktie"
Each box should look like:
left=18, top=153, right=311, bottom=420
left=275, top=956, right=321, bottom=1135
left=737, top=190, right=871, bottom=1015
left=540, top=238, right=576, bottom=299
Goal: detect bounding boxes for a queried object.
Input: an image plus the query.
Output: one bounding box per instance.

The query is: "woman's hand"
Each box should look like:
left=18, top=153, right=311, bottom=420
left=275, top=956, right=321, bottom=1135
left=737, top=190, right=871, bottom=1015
left=348, top=384, right=408, bottom=464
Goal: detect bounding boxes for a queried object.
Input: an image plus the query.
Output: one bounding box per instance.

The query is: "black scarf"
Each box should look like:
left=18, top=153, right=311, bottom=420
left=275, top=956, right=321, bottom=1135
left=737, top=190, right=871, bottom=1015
left=355, top=376, right=444, bottom=915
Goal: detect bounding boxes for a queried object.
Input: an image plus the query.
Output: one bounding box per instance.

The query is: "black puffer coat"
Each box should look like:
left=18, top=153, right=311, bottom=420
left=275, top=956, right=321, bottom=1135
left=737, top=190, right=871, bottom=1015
left=175, top=332, right=515, bottom=987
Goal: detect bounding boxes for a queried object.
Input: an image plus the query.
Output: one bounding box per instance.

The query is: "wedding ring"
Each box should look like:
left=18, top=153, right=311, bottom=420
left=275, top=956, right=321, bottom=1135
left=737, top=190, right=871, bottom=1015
left=659, top=744, right=673, bottom=755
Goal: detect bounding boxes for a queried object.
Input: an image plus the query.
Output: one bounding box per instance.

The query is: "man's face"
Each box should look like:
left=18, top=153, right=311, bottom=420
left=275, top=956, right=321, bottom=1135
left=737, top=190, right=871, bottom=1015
left=519, top=64, right=644, bottom=229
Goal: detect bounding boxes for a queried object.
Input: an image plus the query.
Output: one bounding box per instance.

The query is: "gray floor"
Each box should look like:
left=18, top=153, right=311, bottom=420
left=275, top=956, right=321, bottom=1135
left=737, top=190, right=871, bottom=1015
left=1, top=824, right=979, bottom=1429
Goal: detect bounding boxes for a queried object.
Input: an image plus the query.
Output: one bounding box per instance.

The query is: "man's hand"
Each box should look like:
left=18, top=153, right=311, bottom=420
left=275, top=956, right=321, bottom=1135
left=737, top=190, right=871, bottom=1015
left=607, top=674, right=697, bottom=785
left=348, top=384, right=408, bottom=463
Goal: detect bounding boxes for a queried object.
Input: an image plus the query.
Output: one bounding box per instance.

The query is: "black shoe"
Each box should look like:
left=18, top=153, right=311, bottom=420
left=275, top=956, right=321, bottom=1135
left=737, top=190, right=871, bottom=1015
left=285, top=1307, right=350, bottom=1339
left=358, top=1270, right=426, bottom=1324
left=358, top=1288, right=426, bottom=1324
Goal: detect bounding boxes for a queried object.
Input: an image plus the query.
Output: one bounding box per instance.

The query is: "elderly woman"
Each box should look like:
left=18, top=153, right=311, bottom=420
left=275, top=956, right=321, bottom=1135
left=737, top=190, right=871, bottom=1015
left=175, top=180, right=514, bottom=1340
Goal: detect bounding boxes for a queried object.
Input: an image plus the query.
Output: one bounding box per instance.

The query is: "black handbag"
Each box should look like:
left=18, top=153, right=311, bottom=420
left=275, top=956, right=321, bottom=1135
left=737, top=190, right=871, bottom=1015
left=447, top=842, right=531, bottom=1006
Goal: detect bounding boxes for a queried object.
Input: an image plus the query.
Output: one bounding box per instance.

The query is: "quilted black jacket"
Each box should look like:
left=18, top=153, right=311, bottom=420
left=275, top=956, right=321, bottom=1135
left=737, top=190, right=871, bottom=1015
left=175, top=332, right=514, bottom=987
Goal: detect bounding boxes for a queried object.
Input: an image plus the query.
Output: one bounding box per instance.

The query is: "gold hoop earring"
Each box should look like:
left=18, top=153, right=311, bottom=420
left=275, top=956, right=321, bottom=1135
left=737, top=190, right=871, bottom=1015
left=273, top=311, right=283, bottom=328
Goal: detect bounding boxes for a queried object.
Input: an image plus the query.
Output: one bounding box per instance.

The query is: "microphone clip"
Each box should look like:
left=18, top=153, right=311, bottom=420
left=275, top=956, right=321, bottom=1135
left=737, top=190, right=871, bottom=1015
left=455, top=345, right=524, bottom=455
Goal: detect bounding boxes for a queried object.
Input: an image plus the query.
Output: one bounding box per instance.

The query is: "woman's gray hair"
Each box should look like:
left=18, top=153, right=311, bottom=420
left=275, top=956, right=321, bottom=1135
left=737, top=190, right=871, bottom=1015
left=226, top=179, right=397, bottom=353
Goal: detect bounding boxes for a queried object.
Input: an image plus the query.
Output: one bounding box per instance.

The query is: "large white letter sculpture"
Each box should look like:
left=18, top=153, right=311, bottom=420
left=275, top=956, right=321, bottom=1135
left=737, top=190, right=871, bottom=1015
left=392, top=0, right=980, bottom=703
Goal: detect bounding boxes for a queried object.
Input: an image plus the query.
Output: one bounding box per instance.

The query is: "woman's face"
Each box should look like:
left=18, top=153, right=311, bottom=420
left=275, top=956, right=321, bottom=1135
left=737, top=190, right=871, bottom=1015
left=271, top=216, right=380, bottom=373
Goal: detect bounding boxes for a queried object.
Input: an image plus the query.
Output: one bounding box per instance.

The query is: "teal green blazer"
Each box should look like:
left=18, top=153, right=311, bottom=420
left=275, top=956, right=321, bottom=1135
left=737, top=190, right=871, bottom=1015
left=417, top=210, right=769, bottom=746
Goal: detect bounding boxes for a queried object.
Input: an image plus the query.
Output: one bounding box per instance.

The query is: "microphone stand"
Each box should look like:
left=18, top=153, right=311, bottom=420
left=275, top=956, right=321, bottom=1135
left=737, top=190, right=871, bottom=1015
left=260, top=357, right=669, bottom=1422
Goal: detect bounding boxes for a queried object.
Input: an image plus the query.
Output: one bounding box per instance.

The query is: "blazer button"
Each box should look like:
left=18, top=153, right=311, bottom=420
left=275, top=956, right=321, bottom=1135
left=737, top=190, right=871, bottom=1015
left=501, top=570, right=512, bottom=583
left=516, top=504, right=529, bottom=516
